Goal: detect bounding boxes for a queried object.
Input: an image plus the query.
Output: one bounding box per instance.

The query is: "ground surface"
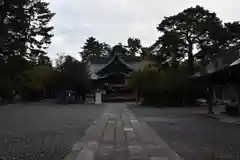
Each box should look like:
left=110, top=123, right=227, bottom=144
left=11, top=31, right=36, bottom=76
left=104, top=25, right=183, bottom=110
left=0, top=102, right=103, bottom=160
left=1, top=102, right=240, bottom=160
left=64, top=103, right=181, bottom=160
left=131, top=106, right=240, bottom=160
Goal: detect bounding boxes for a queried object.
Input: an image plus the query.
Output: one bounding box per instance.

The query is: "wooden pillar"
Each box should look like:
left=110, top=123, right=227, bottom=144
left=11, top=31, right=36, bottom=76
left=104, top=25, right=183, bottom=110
left=207, top=86, right=214, bottom=114
left=235, top=84, right=240, bottom=107
left=212, top=85, right=216, bottom=101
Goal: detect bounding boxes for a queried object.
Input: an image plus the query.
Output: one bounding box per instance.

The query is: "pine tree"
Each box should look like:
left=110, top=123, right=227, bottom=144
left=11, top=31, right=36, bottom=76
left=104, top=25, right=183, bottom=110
left=0, top=0, right=55, bottom=61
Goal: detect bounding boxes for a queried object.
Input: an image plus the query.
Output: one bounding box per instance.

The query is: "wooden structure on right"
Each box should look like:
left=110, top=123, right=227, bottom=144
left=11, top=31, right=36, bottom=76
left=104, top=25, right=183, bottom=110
left=193, top=44, right=240, bottom=115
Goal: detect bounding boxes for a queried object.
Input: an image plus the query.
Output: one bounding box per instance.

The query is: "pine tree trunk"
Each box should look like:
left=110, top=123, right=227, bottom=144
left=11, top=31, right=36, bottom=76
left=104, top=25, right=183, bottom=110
left=187, top=44, right=194, bottom=75
left=235, top=84, right=240, bottom=114
left=171, top=52, right=177, bottom=68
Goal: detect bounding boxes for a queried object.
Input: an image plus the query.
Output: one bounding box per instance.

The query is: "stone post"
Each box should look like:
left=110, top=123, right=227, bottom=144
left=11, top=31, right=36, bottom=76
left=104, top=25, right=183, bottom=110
left=95, top=90, right=102, bottom=104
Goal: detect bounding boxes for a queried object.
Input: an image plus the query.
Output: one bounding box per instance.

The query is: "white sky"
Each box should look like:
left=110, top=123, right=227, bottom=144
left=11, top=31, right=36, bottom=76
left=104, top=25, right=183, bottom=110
left=47, top=0, right=240, bottom=60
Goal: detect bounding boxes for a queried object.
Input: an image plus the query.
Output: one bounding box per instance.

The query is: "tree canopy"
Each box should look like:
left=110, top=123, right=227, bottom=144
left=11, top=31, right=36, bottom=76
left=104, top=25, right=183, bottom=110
left=157, top=5, right=223, bottom=73
left=80, top=37, right=112, bottom=61
left=0, top=0, right=54, bottom=100
left=155, top=5, right=240, bottom=73
left=55, top=55, right=91, bottom=94
left=80, top=37, right=147, bottom=59
left=0, top=0, right=55, bottom=61
left=127, top=38, right=142, bottom=56
left=158, top=31, right=185, bottom=67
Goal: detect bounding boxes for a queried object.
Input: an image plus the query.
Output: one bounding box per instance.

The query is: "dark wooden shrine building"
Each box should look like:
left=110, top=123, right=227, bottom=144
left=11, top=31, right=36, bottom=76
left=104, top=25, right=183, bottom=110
left=87, top=54, right=156, bottom=101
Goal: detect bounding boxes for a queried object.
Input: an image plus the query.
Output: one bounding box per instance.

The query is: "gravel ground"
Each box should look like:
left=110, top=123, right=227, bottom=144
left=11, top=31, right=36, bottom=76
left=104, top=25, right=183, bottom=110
left=131, top=106, right=240, bottom=160
left=0, top=103, right=104, bottom=160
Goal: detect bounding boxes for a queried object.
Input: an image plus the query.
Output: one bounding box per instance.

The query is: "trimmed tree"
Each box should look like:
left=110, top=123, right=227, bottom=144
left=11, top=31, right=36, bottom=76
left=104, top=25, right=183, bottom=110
left=157, top=5, right=222, bottom=74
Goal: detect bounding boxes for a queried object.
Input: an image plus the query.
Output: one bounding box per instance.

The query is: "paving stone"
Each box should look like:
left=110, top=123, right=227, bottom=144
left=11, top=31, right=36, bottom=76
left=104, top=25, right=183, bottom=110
left=76, top=149, right=95, bottom=160
left=145, top=148, right=170, bottom=157
left=98, top=144, right=114, bottom=156
left=116, top=127, right=125, bottom=141
left=63, top=151, right=80, bottom=160
left=130, top=119, right=158, bottom=144
left=96, top=143, right=115, bottom=160
left=103, top=120, right=115, bottom=142
left=122, top=114, right=137, bottom=141
left=70, top=114, right=109, bottom=160
left=64, top=103, right=182, bottom=160
left=83, top=116, right=108, bottom=142
left=122, top=113, right=132, bottom=128
left=115, top=150, right=130, bottom=160
left=116, top=115, right=125, bottom=142
left=115, top=113, right=130, bottom=160
left=149, top=157, right=169, bottom=160
left=128, top=145, right=143, bottom=154
left=72, top=142, right=84, bottom=151
left=124, top=108, right=182, bottom=160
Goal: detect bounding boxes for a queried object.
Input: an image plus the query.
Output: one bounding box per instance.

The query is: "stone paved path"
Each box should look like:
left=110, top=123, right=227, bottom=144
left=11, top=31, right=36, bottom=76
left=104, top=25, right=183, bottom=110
left=64, top=103, right=182, bottom=160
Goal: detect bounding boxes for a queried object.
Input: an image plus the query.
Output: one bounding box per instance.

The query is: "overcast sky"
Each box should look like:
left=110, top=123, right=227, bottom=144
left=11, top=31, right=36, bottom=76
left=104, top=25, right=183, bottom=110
left=47, top=0, right=240, bottom=60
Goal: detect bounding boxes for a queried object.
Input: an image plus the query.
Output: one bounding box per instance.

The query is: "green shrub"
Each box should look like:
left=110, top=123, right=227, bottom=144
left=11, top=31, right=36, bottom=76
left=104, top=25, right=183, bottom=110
left=128, top=67, right=203, bottom=106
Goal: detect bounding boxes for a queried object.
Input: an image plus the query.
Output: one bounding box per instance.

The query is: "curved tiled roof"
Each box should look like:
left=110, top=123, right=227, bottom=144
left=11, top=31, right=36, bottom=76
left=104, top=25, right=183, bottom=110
left=193, top=44, right=240, bottom=78
left=89, top=55, right=141, bottom=64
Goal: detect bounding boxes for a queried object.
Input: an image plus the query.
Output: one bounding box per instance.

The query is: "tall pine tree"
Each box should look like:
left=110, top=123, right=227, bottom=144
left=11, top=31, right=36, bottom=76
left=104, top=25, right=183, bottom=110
left=0, top=0, right=54, bottom=61
left=0, top=0, right=54, bottom=98
left=80, top=37, right=112, bottom=61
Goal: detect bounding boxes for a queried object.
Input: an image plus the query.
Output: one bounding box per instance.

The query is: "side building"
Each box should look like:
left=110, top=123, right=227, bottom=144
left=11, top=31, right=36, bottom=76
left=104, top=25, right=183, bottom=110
left=193, top=44, right=240, bottom=113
